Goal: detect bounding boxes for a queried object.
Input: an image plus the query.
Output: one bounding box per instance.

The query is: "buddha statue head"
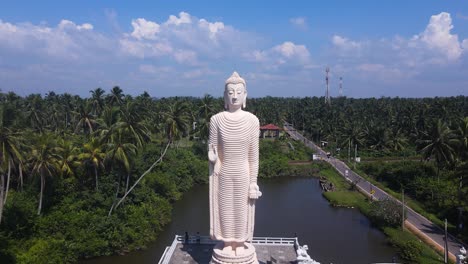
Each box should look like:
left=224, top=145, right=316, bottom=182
left=224, top=71, right=247, bottom=110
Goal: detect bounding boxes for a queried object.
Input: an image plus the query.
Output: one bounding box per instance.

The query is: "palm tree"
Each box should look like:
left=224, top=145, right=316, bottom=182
left=117, top=101, right=150, bottom=148
left=388, top=128, right=408, bottom=152
left=78, top=137, right=106, bottom=191
left=30, top=134, right=60, bottom=215
left=106, top=130, right=137, bottom=197
left=107, top=86, right=124, bottom=107
left=74, top=103, right=97, bottom=135
left=0, top=104, right=22, bottom=223
left=24, top=94, right=44, bottom=133
left=56, top=138, right=79, bottom=177
left=90, top=88, right=106, bottom=116
left=96, top=106, right=119, bottom=143
left=59, top=93, right=75, bottom=132
left=365, top=125, right=391, bottom=152
left=340, top=121, right=365, bottom=148
left=454, top=117, right=468, bottom=192
left=196, top=94, right=216, bottom=141
left=163, top=101, right=190, bottom=143
left=454, top=117, right=468, bottom=161
left=418, top=119, right=457, bottom=176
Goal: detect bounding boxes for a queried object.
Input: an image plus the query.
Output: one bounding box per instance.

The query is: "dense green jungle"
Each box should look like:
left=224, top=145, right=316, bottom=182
left=0, top=87, right=467, bottom=263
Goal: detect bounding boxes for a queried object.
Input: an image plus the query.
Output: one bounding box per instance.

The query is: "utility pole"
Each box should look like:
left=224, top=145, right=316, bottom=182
left=402, top=189, right=405, bottom=230
left=354, top=144, right=357, bottom=169
left=348, top=139, right=351, bottom=163
left=325, top=67, right=331, bottom=105
left=444, top=219, right=448, bottom=263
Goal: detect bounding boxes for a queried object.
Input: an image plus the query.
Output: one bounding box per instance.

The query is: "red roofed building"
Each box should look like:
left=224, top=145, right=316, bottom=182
left=260, top=124, right=281, bottom=139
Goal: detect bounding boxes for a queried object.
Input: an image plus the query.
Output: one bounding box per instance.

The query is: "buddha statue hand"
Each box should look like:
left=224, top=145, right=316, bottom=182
left=208, top=143, right=218, bottom=163
left=248, top=183, right=262, bottom=199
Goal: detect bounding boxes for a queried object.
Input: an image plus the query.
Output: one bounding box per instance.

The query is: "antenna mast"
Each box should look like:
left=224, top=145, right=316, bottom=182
left=339, top=77, right=343, bottom=97
left=325, top=67, right=330, bottom=105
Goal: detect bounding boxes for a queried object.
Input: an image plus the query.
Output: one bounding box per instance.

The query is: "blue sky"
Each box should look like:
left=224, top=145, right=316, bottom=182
left=1, top=0, right=467, bottom=98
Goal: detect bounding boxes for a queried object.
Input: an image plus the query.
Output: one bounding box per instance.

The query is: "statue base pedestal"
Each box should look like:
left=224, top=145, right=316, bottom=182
left=211, top=242, right=258, bottom=264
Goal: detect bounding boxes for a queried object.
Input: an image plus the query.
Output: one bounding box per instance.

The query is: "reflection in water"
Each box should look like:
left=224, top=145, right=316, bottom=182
left=83, top=178, right=397, bottom=264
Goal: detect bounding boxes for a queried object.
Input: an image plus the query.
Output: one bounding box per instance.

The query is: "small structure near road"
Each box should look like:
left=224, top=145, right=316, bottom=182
left=260, top=123, right=281, bottom=139
left=319, top=177, right=335, bottom=192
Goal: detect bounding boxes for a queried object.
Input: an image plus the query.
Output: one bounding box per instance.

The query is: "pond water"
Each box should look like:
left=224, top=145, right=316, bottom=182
left=83, top=177, right=398, bottom=264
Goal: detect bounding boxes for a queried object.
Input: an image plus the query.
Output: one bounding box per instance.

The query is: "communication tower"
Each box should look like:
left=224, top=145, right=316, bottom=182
left=339, top=77, right=343, bottom=97
left=325, top=67, right=331, bottom=105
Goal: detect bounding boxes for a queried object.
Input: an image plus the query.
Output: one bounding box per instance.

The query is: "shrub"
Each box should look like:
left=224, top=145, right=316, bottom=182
left=400, top=240, right=423, bottom=261
left=369, top=198, right=404, bottom=228
left=16, top=238, right=76, bottom=264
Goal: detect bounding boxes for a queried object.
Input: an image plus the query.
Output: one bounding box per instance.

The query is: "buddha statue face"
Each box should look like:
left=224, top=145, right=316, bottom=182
left=224, top=72, right=247, bottom=110
left=225, top=83, right=247, bottom=110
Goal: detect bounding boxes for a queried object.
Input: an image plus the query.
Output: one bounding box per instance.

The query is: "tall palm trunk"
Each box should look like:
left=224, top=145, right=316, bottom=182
left=94, top=166, right=99, bottom=191
left=0, top=175, right=4, bottom=223
left=114, top=174, right=122, bottom=200
left=37, top=173, right=44, bottom=215
left=125, top=173, right=130, bottom=194
left=19, top=163, right=23, bottom=191
left=108, top=178, right=121, bottom=217
left=3, top=160, right=11, bottom=205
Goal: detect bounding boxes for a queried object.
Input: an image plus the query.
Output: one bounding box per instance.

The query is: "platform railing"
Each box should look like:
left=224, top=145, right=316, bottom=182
left=158, top=235, right=180, bottom=264
left=157, top=235, right=299, bottom=263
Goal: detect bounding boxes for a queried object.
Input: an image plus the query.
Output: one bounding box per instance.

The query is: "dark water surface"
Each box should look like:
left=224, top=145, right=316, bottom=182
left=83, top=178, right=397, bottom=264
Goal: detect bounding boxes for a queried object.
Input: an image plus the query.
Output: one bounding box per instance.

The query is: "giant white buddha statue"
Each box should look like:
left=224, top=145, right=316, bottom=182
left=208, top=72, right=261, bottom=264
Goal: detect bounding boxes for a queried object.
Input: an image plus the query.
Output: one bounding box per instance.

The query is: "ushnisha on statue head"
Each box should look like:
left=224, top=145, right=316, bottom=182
left=224, top=71, right=247, bottom=110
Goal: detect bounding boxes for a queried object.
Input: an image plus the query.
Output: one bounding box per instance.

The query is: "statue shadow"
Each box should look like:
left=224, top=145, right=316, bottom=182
left=180, top=242, right=214, bottom=263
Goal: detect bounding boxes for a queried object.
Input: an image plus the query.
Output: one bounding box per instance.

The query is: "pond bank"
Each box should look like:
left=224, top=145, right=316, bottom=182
left=318, top=163, right=447, bottom=263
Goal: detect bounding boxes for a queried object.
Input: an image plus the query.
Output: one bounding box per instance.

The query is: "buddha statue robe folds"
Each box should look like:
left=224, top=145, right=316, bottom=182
left=209, top=110, right=259, bottom=241
left=208, top=72, right=261, bottom=263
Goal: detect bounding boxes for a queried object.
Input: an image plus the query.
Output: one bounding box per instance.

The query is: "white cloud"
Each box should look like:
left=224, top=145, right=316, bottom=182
left=357, top=63, right=385, bottom=72
left=290, top=17, right=307, bottom=29
left=247, top=41, right=311, bottom=69
left=0, top=20, right=18, bottom=34
left=332, top=35, right=362, bottom=51
left=78, top=23, right=93, bottom=30
left=463, top=39, right=468, bottom=50
left=121, top=12, right=250, bottom=62
left=273, top=41, right=310, bottom=59
left=131, top=18, right=160, bottom=40
left=250, top=50, right=266, bottom=62
left=198, top=19, right=225, bottom=39
left=355, top=63, right=419, bottom=84
left=173, top=49, right=198, bottom=64
left=411, top=12, right=462, bottom=61
left=119, top=38, right=172, bottom=58
left=165, top=12, right=192, bottom=26
left=58, top=19, right=94, bottom=31
left=0, top=19, right=108, bottom=61
left=182, top=68, right=216, bottom=79
left=139, top=64, right=172, bottom=74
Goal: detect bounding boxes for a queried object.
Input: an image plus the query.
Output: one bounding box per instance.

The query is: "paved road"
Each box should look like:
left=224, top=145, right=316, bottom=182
left=283, top=123, right=465, bottom=260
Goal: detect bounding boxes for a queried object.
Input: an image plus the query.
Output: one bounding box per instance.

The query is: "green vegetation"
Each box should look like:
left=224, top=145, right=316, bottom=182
left=259, top=139, right=316, bottom=178
left=320, top=161, right=445, bottom=263
left=271, top=95, right=468, bottom=244
left=0, top=90, right=466, bottom=263
left=356, top=161, right=462, bottom=236
left=0, top=90, right=217, bottom=263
